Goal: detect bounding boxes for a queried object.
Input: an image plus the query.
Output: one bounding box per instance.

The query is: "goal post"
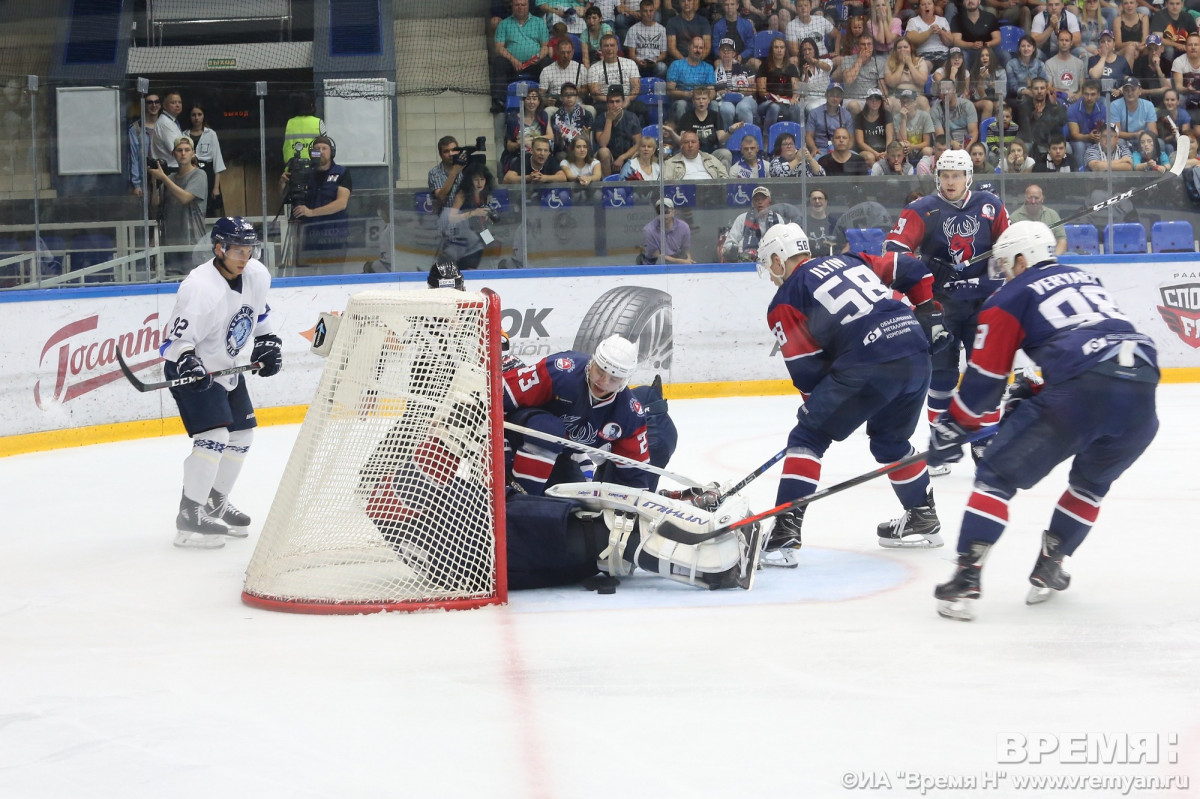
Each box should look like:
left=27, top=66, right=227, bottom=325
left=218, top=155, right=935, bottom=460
left=242, top=288, right=507, bottom=614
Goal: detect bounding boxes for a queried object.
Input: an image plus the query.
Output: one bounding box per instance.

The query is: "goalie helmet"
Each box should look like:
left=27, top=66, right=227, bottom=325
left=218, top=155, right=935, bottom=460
left=988, top=220, right=1057, bottom=281
left=210, top=216, right=262, bottom=258
left=756, top=223, right=810, bottom=282
left=427, top=257, right=465, bottom=290
left=935, top=148, right=974, bottom=198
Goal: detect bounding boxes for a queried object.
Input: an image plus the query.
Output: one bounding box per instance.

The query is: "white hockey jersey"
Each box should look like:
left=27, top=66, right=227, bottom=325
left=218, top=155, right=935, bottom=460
left=159, top=258, right=274, bottom=391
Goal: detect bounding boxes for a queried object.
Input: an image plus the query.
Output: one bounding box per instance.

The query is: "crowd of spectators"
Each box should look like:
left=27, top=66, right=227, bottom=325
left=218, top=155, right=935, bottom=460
left=483, top=0, right=1200, bottom=184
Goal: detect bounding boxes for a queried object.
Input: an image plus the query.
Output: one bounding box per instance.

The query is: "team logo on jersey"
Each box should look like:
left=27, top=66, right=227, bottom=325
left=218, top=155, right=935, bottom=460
left=600, top=422, right=623, bottom=440
left=554, top=356, right=576, bottom=372
left=1157, top=282, right=1200, bottom=348
left=981, top=203, right=996, bottom=221
left=943, top=215, right=982, bottom=264
left=629, top=397, right=643, bottom=415
left=226, top=305, right=255, bottom=356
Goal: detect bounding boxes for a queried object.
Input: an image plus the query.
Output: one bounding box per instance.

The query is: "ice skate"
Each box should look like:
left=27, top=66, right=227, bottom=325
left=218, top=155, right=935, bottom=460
left=1026, top=531, right=1071, bottom=605
left=928, top=462, right=952, bottom=477
left=935, top=542, right=991, bottom=621
left=206, top=489, right=250, bottom=537
left=175, top=493, right=227, bottom=549
left=761, top=509, right=803, bottom=568
left=877, top=492, right=942, bottom=548
left=928, top=441, right=962, bottom=477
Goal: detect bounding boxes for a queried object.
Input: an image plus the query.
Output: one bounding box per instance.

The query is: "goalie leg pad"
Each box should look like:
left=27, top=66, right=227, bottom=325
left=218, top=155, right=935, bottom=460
left=504, top=493, right=607, bottom=589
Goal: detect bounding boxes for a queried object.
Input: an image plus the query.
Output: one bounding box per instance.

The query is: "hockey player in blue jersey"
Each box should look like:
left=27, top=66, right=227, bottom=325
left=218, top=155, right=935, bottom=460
left=755, top=222, right=947, bottom=565
left=885, top=148, right=1011, bottom=474
left=928, top=221, right=1160, bottom=621
left=502, top=335, right=653, bottom=496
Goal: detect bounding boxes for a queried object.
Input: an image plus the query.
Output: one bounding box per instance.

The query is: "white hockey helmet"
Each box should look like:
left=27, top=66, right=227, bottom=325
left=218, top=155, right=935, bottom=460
left=989, top=220, right=1057, bottom=280
left=756, top=222, right=810, bottom=282
left=935, top=148, right=974, bottom=198
left=590, top=335, right=639, bottom=392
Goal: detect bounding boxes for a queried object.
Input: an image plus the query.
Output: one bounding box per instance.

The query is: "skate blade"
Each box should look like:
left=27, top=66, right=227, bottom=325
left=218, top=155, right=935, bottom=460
left=928, top=464, right=952, bottom=477
left=760, top=548, right=799, bottom=569
left=221, top=525, right=250, bottom=538
left=1026, top=585, right=1053, bottom=605
left=937, top=598, right=976, bottom=621
left=173, top=531, right=226, bottom=549
left=877, top=532, right=944, bottom=549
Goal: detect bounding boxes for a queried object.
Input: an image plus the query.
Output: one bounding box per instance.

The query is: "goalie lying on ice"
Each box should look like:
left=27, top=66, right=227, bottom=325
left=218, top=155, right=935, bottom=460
left=511, top=482, right=763, bottom=591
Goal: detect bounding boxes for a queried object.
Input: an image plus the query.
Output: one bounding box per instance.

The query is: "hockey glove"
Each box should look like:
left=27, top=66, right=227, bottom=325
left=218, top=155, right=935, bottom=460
left=1001, top=373, right=1044, bottom=422
left=930, top=415, right=971, bottom=461
left=175, top=350, right=212, bottom=392
left=252, top=334, right=283, bottom=377
left=914, top=300, right=952, bottom=354
left=660, top=483, right=722, bottom=512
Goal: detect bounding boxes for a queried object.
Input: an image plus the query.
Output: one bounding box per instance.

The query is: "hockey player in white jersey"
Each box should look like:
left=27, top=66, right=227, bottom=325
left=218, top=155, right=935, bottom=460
left=159, top=217, right=282, bottom=548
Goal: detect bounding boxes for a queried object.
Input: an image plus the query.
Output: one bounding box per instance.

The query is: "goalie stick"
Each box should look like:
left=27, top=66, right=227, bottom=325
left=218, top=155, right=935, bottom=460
left=965, top=118, right=1189, bottom=269
left=503, top=420, right=706, bottom=489
left=658, top=433, right=992, bottom=546
left=116, top=348, right=263, bottom=393
left=717, top=448, right=787, bottom=501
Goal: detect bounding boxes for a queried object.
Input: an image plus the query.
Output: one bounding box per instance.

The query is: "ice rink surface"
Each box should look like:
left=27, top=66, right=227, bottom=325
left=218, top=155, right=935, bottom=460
left=2, top=387, right=1198, bottom=799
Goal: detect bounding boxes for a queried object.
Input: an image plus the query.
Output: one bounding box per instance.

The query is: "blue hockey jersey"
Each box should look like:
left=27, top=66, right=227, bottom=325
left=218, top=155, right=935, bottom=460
left=950, top=260, right=1159, bottom=427
left=767, top=253, right=930, bottom=396
left=885, top=189, right=1010, bottom=302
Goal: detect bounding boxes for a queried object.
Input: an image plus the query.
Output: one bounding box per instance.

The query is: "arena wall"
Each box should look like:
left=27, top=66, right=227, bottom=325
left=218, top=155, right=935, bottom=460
left=2, top=256, right=1199, bottom=454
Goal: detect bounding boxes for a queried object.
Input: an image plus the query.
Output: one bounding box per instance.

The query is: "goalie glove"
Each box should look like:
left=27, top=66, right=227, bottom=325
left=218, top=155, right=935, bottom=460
left=1002, top=373, right=1044, bottom=421
left=930, top=414, right=971, bottom=461
left=659, top=483, right=722, bottom=512
left=175, top=350, right=211, bottom=392
left=914, top=300, right=952, bottom=354
left=252, top=334, right=283, bottom=377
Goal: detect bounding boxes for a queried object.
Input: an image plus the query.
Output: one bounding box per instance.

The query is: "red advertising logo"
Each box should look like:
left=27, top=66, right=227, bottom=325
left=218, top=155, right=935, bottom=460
left=34, top=313, right=169, bottom=408
left=1157, top=283, right=1200, bottom=349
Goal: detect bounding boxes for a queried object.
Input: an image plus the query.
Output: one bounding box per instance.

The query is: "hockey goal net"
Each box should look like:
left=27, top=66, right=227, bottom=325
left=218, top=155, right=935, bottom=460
left=242, top=289, right=507, bottom=614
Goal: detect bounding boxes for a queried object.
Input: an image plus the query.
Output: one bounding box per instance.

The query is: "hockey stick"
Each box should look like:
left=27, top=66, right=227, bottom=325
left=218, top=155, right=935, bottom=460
left=965, top=119, right=1189, bottom=269
left=115, top=348, right=263, bottom=393
left=658, top=432, right=992, bottom=546
left=503, top=420, right=706, bottom=489
left=716, top=448, right=787, bottom=501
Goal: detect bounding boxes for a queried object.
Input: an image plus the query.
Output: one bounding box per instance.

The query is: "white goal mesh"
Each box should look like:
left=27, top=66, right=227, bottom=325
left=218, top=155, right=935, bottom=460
left=242, top=289, right=506, bottom=613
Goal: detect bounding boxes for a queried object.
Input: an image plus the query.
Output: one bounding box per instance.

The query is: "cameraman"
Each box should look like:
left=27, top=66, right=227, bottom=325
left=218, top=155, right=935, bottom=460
left=428, top=135, right=466, bottom=213
left=281, top=135, right=352, bottom=269
left=441, top=161, right=498, bottom=270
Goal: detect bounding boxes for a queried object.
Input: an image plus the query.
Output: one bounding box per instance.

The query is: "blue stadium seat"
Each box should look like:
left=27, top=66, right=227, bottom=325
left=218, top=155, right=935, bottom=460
left=568, top=33, right=582, bottom=62
left=767, top=121, right=802, bottom=154
left=639, top=77, right=665, bottom=123
left=844, top=228, right=886, bottom=255
left=602, top=173, right=623, bottom=182
left=1000, top=25, right=1023, bottom=55
left=1064, top=224, right=1100, bottom=255
left=978, top=116, right=995, bottom=146
left=753, top=30, right=784, bottom=59
left=727, top=123, right=763, bottom=153
left=506, top=79, right=539, bottom=111
left=1104, top=223, right=1147, bottom=254
left=1150, top=220, right=1195, bottom=252
left=642, top=124, right=661, bottom=143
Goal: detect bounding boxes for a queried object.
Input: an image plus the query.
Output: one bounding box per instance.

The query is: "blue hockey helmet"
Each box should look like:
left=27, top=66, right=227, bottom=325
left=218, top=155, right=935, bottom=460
left=211, top=217, right=262, bottom=258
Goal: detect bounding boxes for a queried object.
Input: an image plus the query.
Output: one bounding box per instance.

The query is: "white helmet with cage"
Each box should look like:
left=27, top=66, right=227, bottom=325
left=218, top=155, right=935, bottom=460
left=935, top=148, right=974, bottom=198
left=988, top=220, right=1058, bottom=281
left=755, top=223, right=811, bottom=283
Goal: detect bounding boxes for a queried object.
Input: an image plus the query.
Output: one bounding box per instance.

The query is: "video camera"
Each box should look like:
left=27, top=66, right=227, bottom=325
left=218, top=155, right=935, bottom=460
left=146, top=158, right=167, bottom=173
left=284, top=143, right=321, bottom=206
left=454, top=136, right=488, bottom=167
